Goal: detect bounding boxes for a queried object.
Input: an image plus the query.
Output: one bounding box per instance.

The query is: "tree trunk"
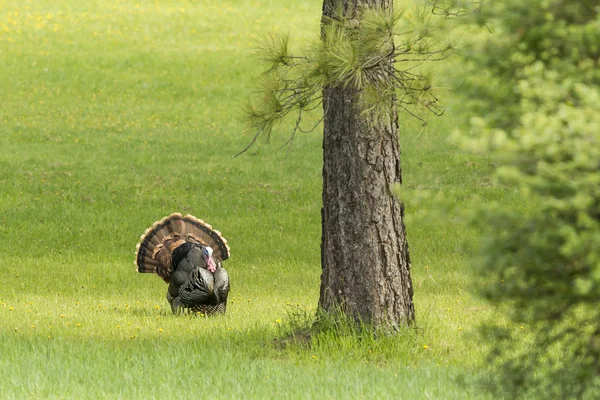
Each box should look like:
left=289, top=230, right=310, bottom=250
left=319, top=0, right=415, bottom=329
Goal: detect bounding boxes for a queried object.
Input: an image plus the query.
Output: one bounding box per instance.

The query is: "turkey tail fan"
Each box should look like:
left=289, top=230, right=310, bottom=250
left=134, top=213, right=230, bottom=282
left=178, top=214, right=230, bottom=261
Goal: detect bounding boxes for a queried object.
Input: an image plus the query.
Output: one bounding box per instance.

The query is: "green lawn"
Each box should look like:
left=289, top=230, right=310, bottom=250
left=0, top=1, right=514, bottom=398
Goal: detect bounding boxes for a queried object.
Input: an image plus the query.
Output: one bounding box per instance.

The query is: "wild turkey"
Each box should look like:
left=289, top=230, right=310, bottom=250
left=134, top=213, right=231, bottom=315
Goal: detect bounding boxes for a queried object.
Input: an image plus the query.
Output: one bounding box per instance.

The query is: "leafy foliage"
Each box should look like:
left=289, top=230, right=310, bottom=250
left=455, top=0, right=600, bottom=398
left=462, top=0, right=600, bottom=130
left=238, top=4, right=453, bottom=155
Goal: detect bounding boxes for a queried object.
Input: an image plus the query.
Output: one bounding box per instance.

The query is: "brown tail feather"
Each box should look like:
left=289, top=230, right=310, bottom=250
left=135, top=213, right=230, bottom=282
left=179, top=214, right=230, bottom=261
left=171, top=217, right=186, bottom=236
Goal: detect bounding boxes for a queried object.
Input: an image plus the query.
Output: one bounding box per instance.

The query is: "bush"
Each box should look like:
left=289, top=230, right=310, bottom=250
left=456, top=1, right=600, bottom=398
left=462, top=0, right=600, bottom=130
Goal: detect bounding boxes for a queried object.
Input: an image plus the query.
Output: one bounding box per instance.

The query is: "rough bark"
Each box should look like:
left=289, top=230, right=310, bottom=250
left=319, top=0, right=415, bottom=329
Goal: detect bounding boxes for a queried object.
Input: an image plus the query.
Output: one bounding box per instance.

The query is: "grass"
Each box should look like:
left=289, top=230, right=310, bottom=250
left=0, top=0, right=517, bottom=398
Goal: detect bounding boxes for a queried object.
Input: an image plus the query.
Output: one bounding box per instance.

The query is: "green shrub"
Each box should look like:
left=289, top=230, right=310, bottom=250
left=462, top=0, right=600, bottom=130
left=456, top=1, right=600, bottom=398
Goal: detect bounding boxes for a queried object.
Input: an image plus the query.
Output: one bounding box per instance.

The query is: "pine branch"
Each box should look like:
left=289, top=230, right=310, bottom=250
left=279, top=110, right=303, bottom=151
left=298, top=116, right=324, bottom=134
left=238, top=3, right=453, bottom=155
left=233, top=126, right=266, bottom=158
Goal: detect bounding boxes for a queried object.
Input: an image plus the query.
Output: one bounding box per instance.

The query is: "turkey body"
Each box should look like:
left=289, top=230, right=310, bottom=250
left=134, top=213, right=231, bottom=315
left=167, top=243, right=230, bottom=314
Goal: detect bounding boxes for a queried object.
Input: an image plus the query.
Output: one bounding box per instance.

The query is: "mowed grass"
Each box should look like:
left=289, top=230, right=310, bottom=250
left=0, top=1, right=516, bottom=398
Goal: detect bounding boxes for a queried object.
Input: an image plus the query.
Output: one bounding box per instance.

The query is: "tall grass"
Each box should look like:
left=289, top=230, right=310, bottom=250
left=0, top=0, right=518, bottom=398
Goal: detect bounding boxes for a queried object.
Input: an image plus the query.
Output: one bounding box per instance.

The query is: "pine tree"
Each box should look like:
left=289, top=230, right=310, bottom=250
left=242, top=0, right=451, bottom=329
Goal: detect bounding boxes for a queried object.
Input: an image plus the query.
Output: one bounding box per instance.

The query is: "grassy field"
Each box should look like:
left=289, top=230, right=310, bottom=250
left=0, top=1, right=516, bottom=398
